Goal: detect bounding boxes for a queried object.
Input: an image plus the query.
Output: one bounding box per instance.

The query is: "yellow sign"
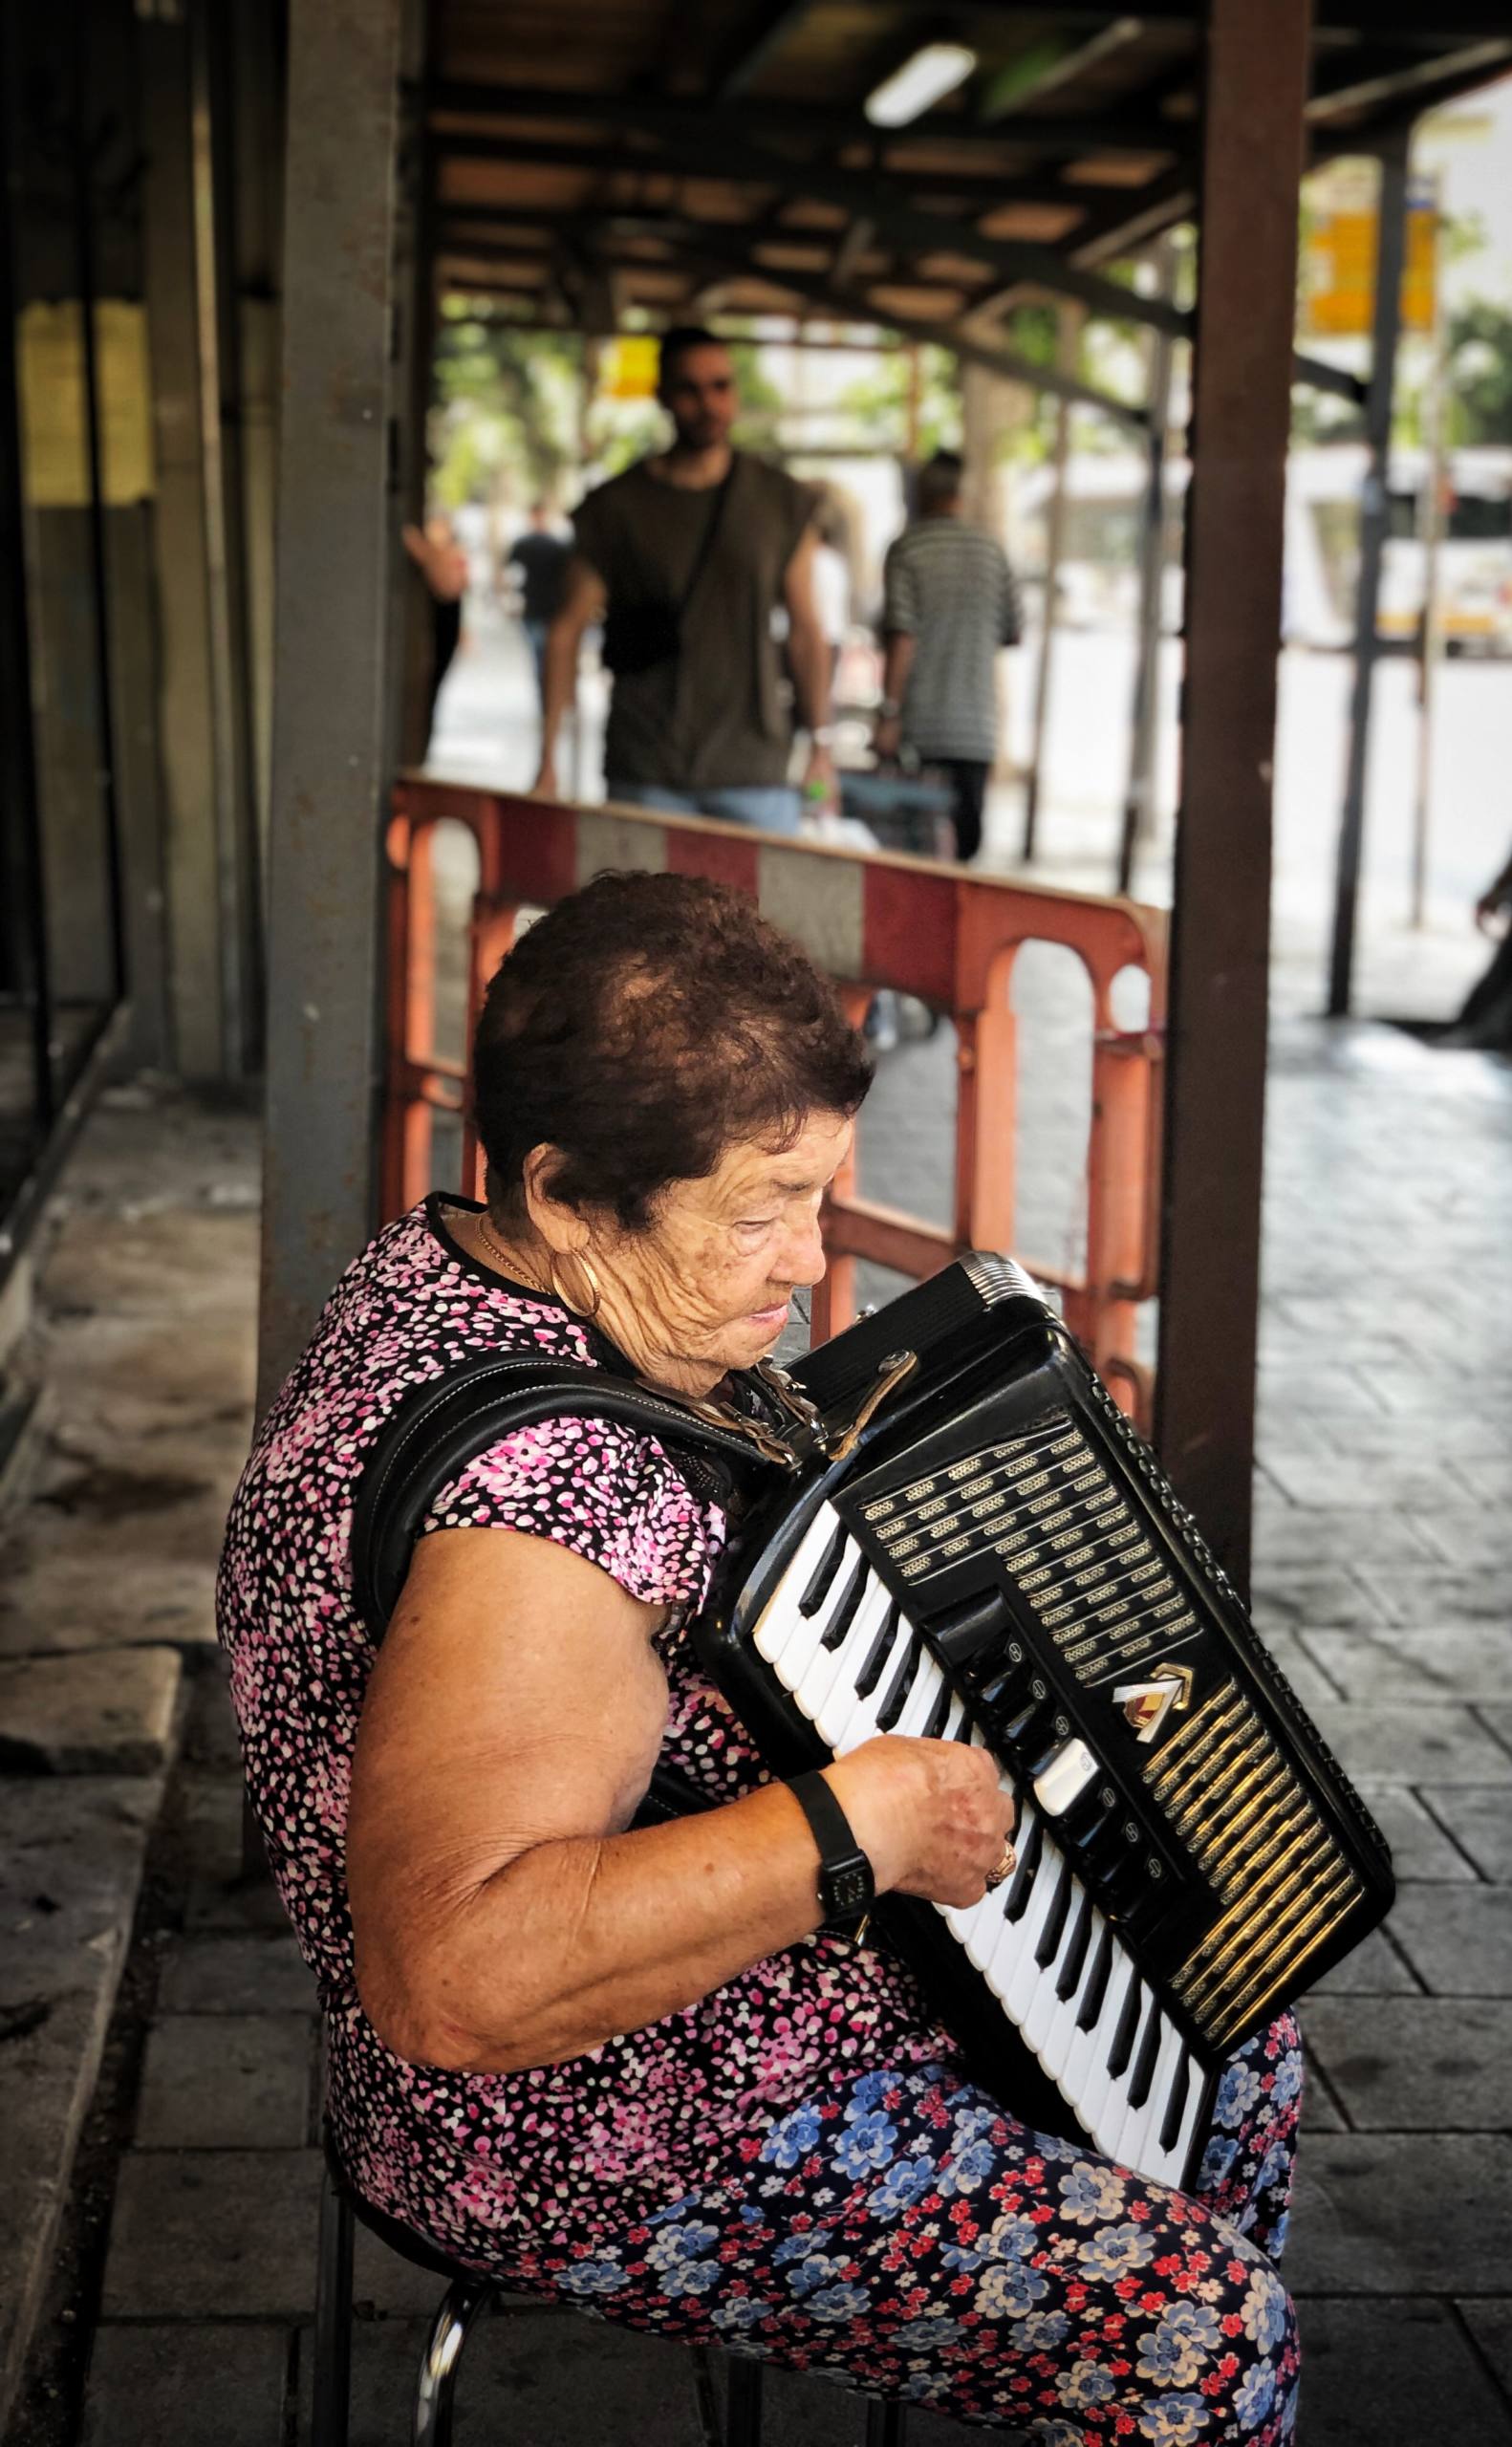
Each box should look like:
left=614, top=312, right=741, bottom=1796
left=599, top=335, right=661, bottom=401
left=18, top=299, right=156, bottom=508
left=1301, top=175, right=1436, bottom=340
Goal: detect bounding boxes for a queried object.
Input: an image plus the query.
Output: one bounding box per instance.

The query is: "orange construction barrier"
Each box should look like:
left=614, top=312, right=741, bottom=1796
left=383, top=780, right=1167, bottom=1421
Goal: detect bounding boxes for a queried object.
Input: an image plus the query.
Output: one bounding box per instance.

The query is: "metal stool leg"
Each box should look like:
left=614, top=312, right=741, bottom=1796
left=312, top=2163, right=355, bottom=2447
left=412, top=2278, right=490, bottom=2447
left=865, top=2401, right=908, bottom=2446
left=724, top=2352, right=765, bottom=2446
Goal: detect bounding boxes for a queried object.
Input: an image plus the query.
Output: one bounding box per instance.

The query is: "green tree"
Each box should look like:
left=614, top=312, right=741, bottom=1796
left=1447, top=298, right=1512, bottom=445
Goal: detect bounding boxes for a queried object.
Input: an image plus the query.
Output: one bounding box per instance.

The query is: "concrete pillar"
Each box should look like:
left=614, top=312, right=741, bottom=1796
left=257, top=0, right=421, bottom=1410
left=140, top=11, right=225, bottom=1079
left=1156, top=0, right=1313, bottom=1589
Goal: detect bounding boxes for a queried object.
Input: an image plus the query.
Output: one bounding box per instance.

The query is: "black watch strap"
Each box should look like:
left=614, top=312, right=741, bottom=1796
left=787, top=1769, right=875, bottom=1934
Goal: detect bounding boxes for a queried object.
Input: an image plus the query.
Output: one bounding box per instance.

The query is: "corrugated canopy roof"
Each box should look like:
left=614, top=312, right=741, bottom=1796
left=429, top=0, right=1512, bottom=405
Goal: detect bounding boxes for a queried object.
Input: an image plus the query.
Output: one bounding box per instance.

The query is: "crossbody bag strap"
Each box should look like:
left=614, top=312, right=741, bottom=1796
left=350, top=1352, right=787, bottom=1636
left=672, top=454, right=737, bottom=626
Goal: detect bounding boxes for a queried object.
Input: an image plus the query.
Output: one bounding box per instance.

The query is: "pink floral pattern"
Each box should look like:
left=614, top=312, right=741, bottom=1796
left=218, top=1197, right=1301, bottom=2436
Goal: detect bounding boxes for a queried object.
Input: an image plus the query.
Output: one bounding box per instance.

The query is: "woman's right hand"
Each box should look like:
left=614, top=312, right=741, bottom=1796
left=826, top=1735, right=1016, bottom=1910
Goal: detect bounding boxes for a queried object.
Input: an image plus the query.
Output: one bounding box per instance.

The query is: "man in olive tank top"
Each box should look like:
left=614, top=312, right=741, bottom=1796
left=532, top=329, right=836, bottom=834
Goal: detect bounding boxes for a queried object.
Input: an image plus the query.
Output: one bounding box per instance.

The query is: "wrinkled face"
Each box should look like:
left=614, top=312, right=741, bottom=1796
left=586, top=1110, right=852, bottom=1397
left=659, top=342, right=738, bottom=453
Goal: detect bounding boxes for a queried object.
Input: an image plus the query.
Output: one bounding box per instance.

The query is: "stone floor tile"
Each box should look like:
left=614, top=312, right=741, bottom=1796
left=1302, top=1701, right=1512, bottom=1785
left=1251, top=1508, right=1440, bottom=1570
left=134, top=2014, right=314, bottom=2149
left=43, top=1207, right=259, bottom=1324
left=1299, top=2051, right=1347, bottom=2131
left=1475, top=1703, right=1512, bottom=1761
left=1300, top=1996, right=1512, bottom=2129
left=1358, top=1569, right=1512, bottom=1631
left=1253, top=1628, right=1345, bottom=1709
left=1285, top=2133, right=1512, bottom=2293
left=81, top=2323, right=289, bottom=2447
left=1387, top=1888, right=1512, bottom=1996
left=159, top=1932, right=316, bottom=2014
left=0, top=1772, right=165, bottom=2426
left=1417, top=1787, right=1512, bottom=1884
left=1249, top=1570, right=1383, bottom=1633
left=1347, top=1783, right=1477, bottom=1882
left=1290, top=2298, right=1511, bottom=2445
left=1458, top=2300, right=1512, bottom=2397
left=1301, top=1626, right=1512, bottom=1705
left=299, top=2311, right=983, bottom=2447
left=1302, top=1926, right=1420, bottom=1998
left=1453, top=1458, right=1512, bottom=1505
left=297, top=2309, right=708, bottom=2447
left=1415, top=1511, right=1512, bottom=1570
left=100, top=2149, right=321, bottom=2318
left=1260, top=1453, right=1473, bottom=1514
left=0, top=1529, right=219, bottom=1657
left=0, top=1646, right=182, bottom=1775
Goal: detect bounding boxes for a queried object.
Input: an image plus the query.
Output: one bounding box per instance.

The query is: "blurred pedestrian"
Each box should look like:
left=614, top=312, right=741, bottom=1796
left=811, top=503, right=852, bottom=686
left=1442, top=843, right=1512, bottom=1050
left=532, top=327, right=835, bottom=834
left=875, top=450, right=1023, bottom=863
left=402, top=511, right=470, bottom=758
left=506, top=503, right=571, bottom=706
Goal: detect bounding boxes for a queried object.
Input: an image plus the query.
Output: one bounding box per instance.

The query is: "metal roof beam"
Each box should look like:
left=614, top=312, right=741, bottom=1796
left=1306, top=33, right=1512, bottom=121
left=429, top=82, right=1192, bottom=158
left=436, top=118, right=1191, bottom=336
left=681, top=238, right=1151, bottom=426
left=708, top=0, right=817, bottom=102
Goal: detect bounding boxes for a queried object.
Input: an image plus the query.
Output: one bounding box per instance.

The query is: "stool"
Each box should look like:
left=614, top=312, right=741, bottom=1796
left=313, top=2134, right=910, bottom=2447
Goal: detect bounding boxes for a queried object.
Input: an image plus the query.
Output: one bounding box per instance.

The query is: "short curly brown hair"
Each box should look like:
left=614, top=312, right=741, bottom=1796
left=472, top=871, right=873, bottom=1230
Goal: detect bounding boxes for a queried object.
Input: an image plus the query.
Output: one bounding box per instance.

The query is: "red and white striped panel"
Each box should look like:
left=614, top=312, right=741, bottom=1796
left=545, top=798, right=959, bottom=1007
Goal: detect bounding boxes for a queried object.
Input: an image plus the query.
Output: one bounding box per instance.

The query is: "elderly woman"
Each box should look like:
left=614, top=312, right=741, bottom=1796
left=220, top=873, right=1302, bottom=2438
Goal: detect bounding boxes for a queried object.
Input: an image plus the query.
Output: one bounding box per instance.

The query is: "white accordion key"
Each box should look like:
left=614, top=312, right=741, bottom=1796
left=1032, top=1736, right=1100, bottom=1819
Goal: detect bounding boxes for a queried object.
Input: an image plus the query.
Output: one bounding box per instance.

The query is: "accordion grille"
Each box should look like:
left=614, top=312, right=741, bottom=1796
left=859, top=1405, right=1367, bottom=2053
left=861, top=1407, right=1203, bottom=1692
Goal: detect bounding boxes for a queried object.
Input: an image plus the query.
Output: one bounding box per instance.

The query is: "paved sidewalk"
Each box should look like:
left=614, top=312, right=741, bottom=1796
left=3, top=1024, right=1510, bottom=2440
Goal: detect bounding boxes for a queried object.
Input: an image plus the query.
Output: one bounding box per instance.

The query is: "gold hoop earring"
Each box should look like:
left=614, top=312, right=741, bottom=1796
left=548, top=1248, right=602, bottom=1321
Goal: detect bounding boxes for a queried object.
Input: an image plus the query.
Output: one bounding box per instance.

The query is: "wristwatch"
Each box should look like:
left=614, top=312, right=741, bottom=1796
left=787, top=1770, right=875, bottom=1936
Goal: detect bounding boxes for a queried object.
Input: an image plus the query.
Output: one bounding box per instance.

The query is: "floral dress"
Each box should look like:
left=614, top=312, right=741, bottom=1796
left=218, top=1199, right=1303, bottom=2441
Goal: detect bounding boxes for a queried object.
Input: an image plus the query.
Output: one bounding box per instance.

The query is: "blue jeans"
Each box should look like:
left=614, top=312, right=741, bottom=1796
left=607, top=780, right=803, bottom=837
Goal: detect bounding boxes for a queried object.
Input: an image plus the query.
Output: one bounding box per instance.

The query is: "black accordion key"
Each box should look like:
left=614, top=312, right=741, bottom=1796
left=921, top=1679, right=954, bottom=1742
left=1076, top=1918, right=1114, bottom=2031
left=1126, top=1992, right=1165, bottom=2111
left=1056, top=1888, right=1095, bottom=2003
left=820, top=1554, right=870, bottom=1652
left=1160, top=2048, right=1196, bottom=2156
left=876, top=1631, right=921, bottom=1732
left=1034, top=1856, right=1074, bottom=1968
left=853, top=1600, right=900, bottom=1700
left=1004, top=1812, right=1045, bottom=1922
left=799, top=1520, right=849, bottom=1618
left=1105, top=1964, right=1143, bottom=2079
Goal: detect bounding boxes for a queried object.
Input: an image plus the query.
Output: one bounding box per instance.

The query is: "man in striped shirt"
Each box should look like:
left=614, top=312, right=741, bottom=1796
left=875, top=451, right=1023, bottom=862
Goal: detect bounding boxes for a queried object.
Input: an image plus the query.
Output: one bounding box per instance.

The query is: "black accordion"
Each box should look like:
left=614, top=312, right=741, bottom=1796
left=354, top=1253, right=1393, bottom=2195
left=691, top=1255, right=1393, bottom=2190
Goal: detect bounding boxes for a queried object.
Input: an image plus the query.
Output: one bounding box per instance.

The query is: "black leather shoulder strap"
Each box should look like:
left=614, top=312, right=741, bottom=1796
left=350, top=1353, right=774, bottom=1636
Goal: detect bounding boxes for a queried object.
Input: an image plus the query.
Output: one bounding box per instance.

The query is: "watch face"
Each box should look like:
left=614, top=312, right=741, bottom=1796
left=830, top=1862, right=873, bottom=1917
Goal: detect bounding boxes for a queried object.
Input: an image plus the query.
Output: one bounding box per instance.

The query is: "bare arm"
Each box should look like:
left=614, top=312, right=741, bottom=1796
left=534, top=554, right=606, bottom=794
left=347, top=1527, right=1012, bottom=2074
left=875, top=633, right=917, bottom=761
left=783, top=529, right=834, bottom=739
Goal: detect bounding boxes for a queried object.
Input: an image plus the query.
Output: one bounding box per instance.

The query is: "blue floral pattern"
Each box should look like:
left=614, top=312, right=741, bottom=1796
left=496, top=2037, right=1302, bottom=2439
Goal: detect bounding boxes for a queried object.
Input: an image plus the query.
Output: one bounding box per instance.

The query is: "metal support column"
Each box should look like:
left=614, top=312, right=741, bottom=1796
left=1117, top=238, right=1177, bottom=898
left=1021, top=306, right=1082, bottom=863
left=257, top=0, right=414, bottom=1412
left=1155, top=0, right=1312, bottom=1590
left=1327, top=136, right=1410, bottom=1014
